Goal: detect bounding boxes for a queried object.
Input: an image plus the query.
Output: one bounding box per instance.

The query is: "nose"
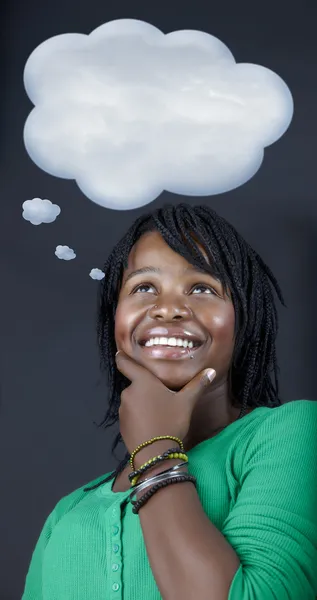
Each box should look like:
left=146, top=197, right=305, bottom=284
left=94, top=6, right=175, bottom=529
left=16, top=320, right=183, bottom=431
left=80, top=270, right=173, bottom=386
left=149, top=301, right=192, bottom=320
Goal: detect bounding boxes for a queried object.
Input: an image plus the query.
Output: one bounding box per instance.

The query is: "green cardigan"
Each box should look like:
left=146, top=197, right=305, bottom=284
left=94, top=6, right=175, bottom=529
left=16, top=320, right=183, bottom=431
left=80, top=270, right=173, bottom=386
left=22, top=399, right=317, bottom=599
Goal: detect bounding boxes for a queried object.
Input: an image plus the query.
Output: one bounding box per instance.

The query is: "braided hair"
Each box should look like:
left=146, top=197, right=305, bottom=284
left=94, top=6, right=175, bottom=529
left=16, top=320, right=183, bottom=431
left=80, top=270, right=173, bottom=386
left=84, top=202, right=286, bottom=492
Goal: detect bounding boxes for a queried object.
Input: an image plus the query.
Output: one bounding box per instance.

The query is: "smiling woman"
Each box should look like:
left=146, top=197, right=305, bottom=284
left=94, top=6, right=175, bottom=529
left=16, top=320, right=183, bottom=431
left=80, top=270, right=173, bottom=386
left=114, top=230, right=236, bottom=397
left=22, top=203, right=317, bottom=600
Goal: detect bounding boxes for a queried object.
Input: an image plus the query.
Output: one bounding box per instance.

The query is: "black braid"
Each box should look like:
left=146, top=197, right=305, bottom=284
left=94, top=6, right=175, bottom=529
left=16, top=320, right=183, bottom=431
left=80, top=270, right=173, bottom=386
left=84, top=202, right=286, bottom=492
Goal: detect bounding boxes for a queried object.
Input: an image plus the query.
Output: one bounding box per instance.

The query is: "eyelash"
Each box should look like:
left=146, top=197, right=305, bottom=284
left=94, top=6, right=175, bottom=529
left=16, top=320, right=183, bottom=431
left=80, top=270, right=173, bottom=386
left=132, top=283, right=217, bottom=296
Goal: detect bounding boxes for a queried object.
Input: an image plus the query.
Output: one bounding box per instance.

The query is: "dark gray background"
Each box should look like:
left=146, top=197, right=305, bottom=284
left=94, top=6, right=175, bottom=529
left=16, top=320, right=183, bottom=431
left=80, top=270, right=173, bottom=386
left=1, top=1, right=317, bottom=598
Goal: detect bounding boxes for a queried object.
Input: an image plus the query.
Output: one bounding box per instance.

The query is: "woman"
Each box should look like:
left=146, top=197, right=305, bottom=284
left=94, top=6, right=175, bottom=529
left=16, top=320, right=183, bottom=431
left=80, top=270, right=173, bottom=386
left=22, top=203, right=317, bottom=599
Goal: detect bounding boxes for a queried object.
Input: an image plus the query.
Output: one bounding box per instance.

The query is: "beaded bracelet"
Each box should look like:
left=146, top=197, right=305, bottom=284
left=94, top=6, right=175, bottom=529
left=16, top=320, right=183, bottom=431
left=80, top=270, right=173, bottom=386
left=129, top=435, right=184, bottom=470
left=131, top=473, right=197, bottom=514
left=128, top=447, right=188, bottom=486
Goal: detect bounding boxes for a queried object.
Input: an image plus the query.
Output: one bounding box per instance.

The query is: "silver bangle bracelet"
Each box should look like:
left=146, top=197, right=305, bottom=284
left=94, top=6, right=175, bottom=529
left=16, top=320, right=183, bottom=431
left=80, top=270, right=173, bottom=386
left=128, top=461, right=189, bottom=502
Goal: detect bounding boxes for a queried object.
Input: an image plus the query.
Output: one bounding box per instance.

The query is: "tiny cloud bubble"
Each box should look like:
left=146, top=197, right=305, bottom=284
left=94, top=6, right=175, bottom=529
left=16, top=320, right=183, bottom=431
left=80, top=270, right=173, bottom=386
left=55, top=245, right=76, bottom=260
left=22, top=197, right=61, bottom=225
left=89, top=268, right=105, bottom=280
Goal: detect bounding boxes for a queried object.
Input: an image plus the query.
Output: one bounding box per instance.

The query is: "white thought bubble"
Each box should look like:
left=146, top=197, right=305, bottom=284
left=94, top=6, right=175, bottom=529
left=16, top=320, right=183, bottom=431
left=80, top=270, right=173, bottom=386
left=22, top=197, right=61, bottom=225
left=89, top=268, right=105, bottom=280
left=23, top=18, right=294, bottom=210
left=55, top=245, right=76, bottom=260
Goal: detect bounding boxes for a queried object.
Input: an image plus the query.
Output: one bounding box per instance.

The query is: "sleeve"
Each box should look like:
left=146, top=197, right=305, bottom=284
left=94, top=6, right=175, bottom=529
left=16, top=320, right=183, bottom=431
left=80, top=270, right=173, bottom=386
left=222, top=400, right=317, bottom=600
left=21, top=472, right=111, bottom=599
left=21, top=508, right=58, bottom=599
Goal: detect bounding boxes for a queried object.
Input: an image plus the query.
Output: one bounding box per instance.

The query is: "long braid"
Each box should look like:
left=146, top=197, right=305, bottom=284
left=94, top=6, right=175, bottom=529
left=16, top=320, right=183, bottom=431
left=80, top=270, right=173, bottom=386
left=84, top=202, right=286, bottom=492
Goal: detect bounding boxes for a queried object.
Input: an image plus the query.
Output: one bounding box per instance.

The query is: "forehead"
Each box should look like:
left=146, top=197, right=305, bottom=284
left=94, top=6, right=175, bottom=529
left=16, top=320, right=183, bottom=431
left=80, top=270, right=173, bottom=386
left=121, top=229, right=229, bottom=294
left=126, top=230, right=208, bottom=268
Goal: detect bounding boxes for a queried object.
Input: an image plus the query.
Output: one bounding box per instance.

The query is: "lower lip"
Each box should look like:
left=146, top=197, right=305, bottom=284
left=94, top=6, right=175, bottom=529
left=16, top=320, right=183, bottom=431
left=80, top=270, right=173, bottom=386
left=138, top=344, right=202, bottom=359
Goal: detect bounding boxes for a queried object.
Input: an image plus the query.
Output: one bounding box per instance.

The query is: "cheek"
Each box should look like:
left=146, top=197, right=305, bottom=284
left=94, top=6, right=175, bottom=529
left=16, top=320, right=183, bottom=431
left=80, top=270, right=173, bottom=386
left=114, top=301, right=137, bottom=348
left=212, top=312, right=234, bottom=339
left=208, top=306, right=235, bottom=356
left=114, top=304, right=126, bottom=344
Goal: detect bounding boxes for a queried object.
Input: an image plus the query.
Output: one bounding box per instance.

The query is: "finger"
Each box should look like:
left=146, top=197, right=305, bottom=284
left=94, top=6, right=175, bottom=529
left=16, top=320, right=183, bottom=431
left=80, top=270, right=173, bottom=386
left=178, top=368, right=216, bottom=402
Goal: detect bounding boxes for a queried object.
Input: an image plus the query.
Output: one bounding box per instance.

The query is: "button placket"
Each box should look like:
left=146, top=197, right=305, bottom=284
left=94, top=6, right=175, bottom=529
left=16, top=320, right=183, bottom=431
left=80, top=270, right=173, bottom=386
left=109, top=501, right=123, bottom=598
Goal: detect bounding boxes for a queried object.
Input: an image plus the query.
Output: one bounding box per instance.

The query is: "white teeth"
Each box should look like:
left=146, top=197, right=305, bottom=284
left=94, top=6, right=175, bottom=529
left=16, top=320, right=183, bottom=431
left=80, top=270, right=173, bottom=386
left=144, top=337, right=195, bottom=348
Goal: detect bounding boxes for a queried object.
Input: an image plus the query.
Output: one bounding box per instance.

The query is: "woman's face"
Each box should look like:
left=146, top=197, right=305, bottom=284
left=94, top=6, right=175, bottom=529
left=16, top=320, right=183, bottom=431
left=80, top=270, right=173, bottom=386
left=114, top=231, right=235, bottom=391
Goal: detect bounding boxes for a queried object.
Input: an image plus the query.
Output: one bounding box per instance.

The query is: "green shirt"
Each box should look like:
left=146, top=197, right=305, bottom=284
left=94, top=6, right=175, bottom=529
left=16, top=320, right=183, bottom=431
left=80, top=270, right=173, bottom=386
left=22, top=399, right=317, bottom=599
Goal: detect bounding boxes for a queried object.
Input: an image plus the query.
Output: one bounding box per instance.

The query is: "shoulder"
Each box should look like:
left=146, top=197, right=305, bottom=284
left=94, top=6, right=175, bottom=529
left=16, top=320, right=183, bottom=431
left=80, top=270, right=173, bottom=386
left=50, top=471, right=112, bottom=525
left=243, top=399, right=317, bottom=465
left=267, top=398, right=316, bottom=418
left=253, top=399, right=317, bottom=438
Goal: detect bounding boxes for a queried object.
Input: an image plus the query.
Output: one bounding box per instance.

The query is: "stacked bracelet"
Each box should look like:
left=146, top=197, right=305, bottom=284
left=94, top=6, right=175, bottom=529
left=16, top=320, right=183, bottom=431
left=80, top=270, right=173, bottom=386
left=129, top=435, right=194, bottom=515
left=128, top=461, right=189, bottom=501
left=128, top=447, right=188, bottom=486
left=131, top=473, right=197, bottom=514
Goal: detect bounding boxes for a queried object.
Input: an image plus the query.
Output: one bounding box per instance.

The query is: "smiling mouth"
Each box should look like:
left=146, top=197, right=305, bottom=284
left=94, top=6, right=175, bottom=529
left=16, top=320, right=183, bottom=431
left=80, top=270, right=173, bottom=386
left=137, top=341, right=203, bottom=359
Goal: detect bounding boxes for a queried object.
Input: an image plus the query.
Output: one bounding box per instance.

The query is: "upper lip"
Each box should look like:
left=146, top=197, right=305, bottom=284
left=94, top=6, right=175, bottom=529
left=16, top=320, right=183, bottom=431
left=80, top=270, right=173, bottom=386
left=137, top=326, right=205, bottom=346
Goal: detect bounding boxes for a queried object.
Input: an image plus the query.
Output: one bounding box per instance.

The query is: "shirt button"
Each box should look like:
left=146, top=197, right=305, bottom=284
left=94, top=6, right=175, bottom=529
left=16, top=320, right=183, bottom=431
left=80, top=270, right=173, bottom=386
left=113, top=543, right=119, bottom=553
left=112, top=525, right=119, bottom=535
left=112, top=583, right=120, bottom=591
left=112, top=563, right=119, bottom=572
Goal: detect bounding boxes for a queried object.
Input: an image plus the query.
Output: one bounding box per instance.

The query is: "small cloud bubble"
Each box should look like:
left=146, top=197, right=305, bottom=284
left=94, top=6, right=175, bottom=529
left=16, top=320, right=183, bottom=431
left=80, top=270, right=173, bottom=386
left=55, top=245, right=76, bottom=260
left=22, top=197, right=61, bottom=225
left=89, top=268, right=105, bottom=280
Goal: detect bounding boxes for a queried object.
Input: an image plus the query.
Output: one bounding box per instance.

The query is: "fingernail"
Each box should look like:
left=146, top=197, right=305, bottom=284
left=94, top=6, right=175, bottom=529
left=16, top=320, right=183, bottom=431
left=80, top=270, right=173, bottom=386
left=207, top=369, right=216, bottom=382
left=115, top=350, right=120, bottom=356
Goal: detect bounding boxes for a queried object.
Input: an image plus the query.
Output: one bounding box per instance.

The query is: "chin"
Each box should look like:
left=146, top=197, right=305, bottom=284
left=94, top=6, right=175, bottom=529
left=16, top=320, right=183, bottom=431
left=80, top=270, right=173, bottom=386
left=137, top=359, right=193, bottom=390
left=157, top=376, right=188, bottom=392
left=166, top=384, right=182, bottom=392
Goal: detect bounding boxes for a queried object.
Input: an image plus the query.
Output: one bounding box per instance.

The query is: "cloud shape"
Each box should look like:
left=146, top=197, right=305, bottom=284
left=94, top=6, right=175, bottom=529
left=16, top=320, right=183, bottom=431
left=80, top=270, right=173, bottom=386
left=55, top=245, right=76, bottom=260
left=23, top=19, right=294, bottom=210
left=89, top=268, right=105, bottom=280
left=23, top=197, right=61, bottom=225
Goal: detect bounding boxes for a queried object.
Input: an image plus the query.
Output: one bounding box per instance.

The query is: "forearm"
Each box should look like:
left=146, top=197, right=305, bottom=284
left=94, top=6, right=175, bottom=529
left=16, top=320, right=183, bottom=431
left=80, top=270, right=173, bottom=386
left=134, top=441, right=240, bottom=600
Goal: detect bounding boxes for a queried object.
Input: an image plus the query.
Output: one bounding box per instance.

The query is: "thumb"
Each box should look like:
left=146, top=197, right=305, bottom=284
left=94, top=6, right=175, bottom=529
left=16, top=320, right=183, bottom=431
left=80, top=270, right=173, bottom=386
left=179, top=368, right=216, bottom=402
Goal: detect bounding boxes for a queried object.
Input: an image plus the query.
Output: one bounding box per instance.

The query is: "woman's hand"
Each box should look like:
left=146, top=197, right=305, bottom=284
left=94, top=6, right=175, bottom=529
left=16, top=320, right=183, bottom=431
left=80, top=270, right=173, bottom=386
left=115, top=350, right=216, bottom=455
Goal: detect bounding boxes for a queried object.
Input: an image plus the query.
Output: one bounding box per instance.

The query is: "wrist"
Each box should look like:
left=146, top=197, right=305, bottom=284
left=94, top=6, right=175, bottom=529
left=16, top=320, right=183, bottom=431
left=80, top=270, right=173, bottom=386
left=133, top=441, right=188, bottom=499
left=132, top=439, right=183, bottom=470
left=135, top=459, right=188, bottom=500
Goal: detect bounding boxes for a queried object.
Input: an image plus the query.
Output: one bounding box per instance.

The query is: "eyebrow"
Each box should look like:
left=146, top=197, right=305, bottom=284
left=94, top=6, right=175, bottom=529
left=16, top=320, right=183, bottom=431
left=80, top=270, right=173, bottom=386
left=122, top=265, right=220, bottom=285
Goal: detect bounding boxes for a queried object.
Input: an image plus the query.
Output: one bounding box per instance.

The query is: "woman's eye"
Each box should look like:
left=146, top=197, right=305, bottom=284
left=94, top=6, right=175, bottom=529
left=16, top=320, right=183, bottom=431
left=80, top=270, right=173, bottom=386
left=133, top=283, right=155, bottom=293
left=191, top=284, right=216, bottom=295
